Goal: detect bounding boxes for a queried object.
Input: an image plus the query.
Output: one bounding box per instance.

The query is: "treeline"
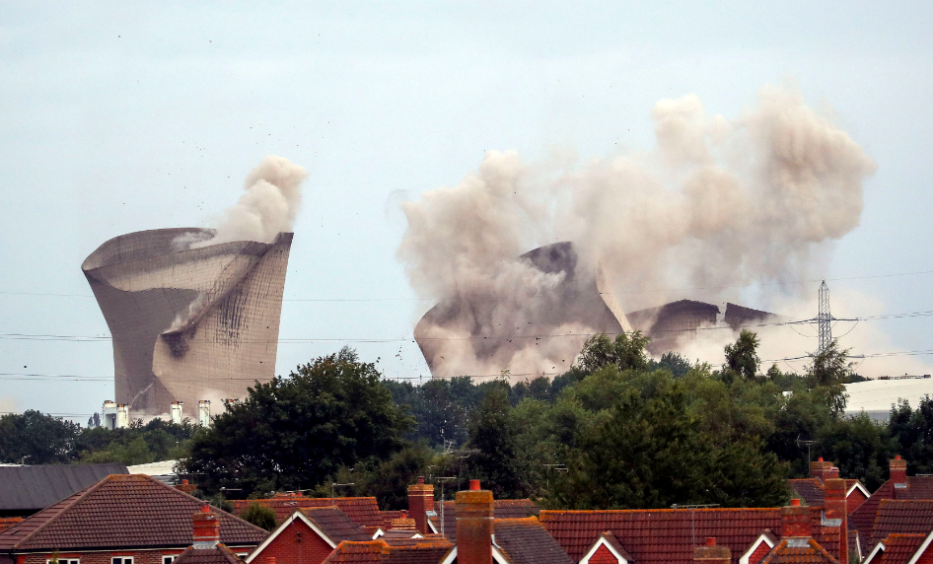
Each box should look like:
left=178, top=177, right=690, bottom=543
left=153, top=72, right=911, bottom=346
left=0, top=412, right=197, bottom=465
left=4, top=330, right=933, bottom=513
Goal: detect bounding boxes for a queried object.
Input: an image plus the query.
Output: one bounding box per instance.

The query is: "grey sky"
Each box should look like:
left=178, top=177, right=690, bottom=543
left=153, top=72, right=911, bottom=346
left=2, top=1, right=933, bottom=419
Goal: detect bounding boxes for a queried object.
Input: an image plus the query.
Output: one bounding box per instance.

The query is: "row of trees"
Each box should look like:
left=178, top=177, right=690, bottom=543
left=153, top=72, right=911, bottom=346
left=0, top=412, right=197, bottom=465
left=6, top=330, right=933, bottom=513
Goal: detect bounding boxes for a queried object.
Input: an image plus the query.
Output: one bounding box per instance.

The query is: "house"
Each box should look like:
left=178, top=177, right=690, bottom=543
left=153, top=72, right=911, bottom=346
left=789, top=458, right=870, bottom=515
left=171, top=505, right=248, bottom=564
left=0, top=463, right=128, bottom=517
left=321, top=537, right=453, bottom=564
left=245, top=506, right=372, bottom=564
left=0, top=474, right=268, bottom=564
left=540, top=478, right=853, bottom=564
left=436, top=480, right=571, bottom=564
left=230, top=495, right=393, bottom=533
left=405, top=476, right=538, bottom=541
left=850, top=456, right=933, bottom=550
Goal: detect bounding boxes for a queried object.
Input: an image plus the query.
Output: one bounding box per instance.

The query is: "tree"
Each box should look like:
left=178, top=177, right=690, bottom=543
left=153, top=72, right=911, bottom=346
left=240, top=503, right=277, bottom=531
left=577, top=332, right=650, bottom=374
left=805, top=340, right=852, bottom=416
left=650, top=352, right=692, bottom=378
left=722, top=330, right=761, bottom=384
left=0, top=410, right=80, bottom=464
left=182, top=347, right=414, bottom=495
left=551, top=380, right=788, bottom=509
left=464, top=383, right=528, bottom=500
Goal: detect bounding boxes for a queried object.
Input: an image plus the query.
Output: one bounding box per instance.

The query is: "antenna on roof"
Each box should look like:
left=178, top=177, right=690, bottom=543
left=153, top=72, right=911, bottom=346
left=331, top=482, right=355, bottom=504
left=433, top=476, right=457, bottom=537
left=670, top=504, right=720, bottom=549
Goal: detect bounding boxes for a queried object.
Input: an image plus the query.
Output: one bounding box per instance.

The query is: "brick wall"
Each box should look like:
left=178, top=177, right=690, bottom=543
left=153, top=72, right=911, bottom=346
left=748, top=541, right=772, bottom=564
left=251, top=518, right=334, bottom=564
left=24, top=550, right=165, bottom=564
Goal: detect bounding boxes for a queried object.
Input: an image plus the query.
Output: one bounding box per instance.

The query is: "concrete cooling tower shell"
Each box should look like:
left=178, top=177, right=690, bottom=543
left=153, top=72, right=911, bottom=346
left=82, top=228, right=293, bottom=415
left=414, top=241, right=632, bottom=378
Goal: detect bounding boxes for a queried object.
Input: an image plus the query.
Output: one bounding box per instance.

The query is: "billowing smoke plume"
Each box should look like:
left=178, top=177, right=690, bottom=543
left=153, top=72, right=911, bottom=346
left=398, top=84, right=877, bottom=378
left=177, top=155, right=308, bottom=249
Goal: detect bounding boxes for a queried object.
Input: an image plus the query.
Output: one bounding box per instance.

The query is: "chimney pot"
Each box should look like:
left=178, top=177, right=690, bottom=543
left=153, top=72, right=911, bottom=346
left=791, top=498, right=800, bottom=507
left=695, top=536, right=730, bottom=564
left=418, top=476, right=424, bottom=485
left=818, top=457, right=824, bottom=462
left=706, top=537, right=716, bottom=547
left=897, top=455, right=902, bottom=460
left=469, top=479, right=481, bottom=490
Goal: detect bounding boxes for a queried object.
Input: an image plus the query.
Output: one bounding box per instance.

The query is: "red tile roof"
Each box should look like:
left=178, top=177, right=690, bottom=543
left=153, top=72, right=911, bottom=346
left=0, top=474, right=268, bottom=552
left=791, top=480, right=826, bottom=507
left=322, top=538, right=452, bottom=564
left=0, top=520, right=22, bottom=534
left=759, top=538, right=839, bottom=564
left=231, top=496, right=384, bottom=528
left=540, top=507, right=845, bottom=564
left=173, top=544, right=246, bottom=564
left=850, top=477, right=933, bottom=549
left=878, top=534, right=927, bottom=564
left=493, top=517, right=573, bottom=564
left=298, top=507, right=373, bottom=543
left=870, top=500, right=933, bottom=546
left=428, top=499, right=539, bottom=541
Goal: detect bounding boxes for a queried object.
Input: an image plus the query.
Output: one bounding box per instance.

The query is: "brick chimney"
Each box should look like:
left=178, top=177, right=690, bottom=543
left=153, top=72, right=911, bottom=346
left=782, top=499, right=811, bottom=539
left=824, top=467, right=840, bottom=480
left=809, top=457, right=833, bottom=482
left=694, top=537, right=731, bottom=564
left=193, top=504, right=220, bottom=549
left=175, top=479, right=197, bottom=494
left=456, top=480, right=492, bottom=564
left=891, top=455, right=908, bottom=488
left=408, top=476, right=435, bottom=535
left=824, top=478, right=848, bottom=564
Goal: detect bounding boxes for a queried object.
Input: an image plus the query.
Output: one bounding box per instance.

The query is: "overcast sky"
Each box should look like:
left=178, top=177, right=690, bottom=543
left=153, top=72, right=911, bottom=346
left=3, top=1, right=933, bottom=420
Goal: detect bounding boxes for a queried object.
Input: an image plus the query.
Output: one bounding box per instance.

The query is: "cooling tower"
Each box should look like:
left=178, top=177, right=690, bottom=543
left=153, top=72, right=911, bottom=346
left=82, top=228, right=293, bottom=415
left=414, top=241, right=632, bottom=378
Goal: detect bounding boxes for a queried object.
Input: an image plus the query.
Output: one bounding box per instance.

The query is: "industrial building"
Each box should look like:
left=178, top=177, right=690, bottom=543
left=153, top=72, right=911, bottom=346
left=83, top=228, right=292, bottom=415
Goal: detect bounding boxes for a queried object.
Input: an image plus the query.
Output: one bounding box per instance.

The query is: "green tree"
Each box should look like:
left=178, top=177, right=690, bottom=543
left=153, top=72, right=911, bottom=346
left=722, top=330, right=761, bottom=384
left=464, top=382, right=528, bottom=500
left=649, top=352, right=693, bottom=378
left=0, top=410, right=80, bottom=464
left=577, top=332, right=650, bottom=374
left=240, top=503, right=277, bottom=531
left=182, top=347, right=414, bottom=495
left=551, top=380, right=788, bottom=509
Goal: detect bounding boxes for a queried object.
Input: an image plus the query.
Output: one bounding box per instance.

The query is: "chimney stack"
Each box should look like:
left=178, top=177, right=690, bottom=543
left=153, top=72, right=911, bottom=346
left=824, top=478, right=848, bottom=564
left=171, top=402, right=184, bottom=425
left=175, top=479, right=197, bottom=494
left=782, top=499, right=811, bottom=539
left=408, top=476, right=435, bottom=535
left=456, top=480, right=493, bottom=564
left=891, top=455, right=908, bottom=488
left=193, top=504, right=220, bottom=549
left=809, top=457, right=833, bottom=482
left=694, top=537, right=731, bottom=564
left=116, top=404, right=129, bottom=429
left=198, top=400, right=211, bottom=427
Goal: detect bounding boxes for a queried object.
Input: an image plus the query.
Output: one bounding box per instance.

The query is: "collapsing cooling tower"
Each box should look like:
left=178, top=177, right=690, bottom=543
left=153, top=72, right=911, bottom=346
left=82, top=228, right=292, bottom=415
left=414, top=242, right=633, bottom=378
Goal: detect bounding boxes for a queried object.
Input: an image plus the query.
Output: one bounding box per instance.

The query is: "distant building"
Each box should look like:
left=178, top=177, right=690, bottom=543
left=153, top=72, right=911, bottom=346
left=0, top=463, right=127, bottom=518
left=83, top=228, right=293, bottom=415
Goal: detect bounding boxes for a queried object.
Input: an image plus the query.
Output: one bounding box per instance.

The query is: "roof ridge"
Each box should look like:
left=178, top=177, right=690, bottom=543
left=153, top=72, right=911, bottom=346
left=540, top=507, right=780, bottom=515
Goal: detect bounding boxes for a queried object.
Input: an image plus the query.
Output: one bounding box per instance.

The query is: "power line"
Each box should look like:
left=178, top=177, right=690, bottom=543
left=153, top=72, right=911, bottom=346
left=2, top=306, right=932, bottom=344
left=3, top=266, right=933, bottom=302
